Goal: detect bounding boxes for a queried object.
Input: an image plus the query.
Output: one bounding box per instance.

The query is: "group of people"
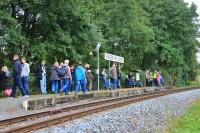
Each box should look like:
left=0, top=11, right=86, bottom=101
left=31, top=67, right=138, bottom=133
left=145, top=70, right=165, bottom=87
left=46, top=60, right=93, bottom=95
left=0, top=54, right=95, bottom=97
left=0, top=55, right=30, bottom=97
left=100, top=63, right=122, bottom=90
left=0, top=54, right=165, bottom=97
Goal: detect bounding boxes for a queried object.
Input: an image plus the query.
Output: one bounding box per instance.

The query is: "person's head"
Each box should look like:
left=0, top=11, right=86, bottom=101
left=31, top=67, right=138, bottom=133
left=64, top=59, right=69, bottom=65
left=70, top=65, right=75, bottom=69
left=78, top=61, right=82, bottom=66
left=54, top=62, right=59, bottom=67
left=2, top=66, right=8, bottom=72
left=13, top=54, right=19, bottom=61
left=41, top=60, right=46, bottom=65
left=60, top=62, right=63, bottom=66
left=21, top=57, right=26, bottom=63
left=84, top=63, right=90, bottom=69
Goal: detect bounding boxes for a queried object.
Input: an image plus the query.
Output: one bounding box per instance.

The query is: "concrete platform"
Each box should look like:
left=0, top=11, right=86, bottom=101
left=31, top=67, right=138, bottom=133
left=22, top=87, right=169, bottom=110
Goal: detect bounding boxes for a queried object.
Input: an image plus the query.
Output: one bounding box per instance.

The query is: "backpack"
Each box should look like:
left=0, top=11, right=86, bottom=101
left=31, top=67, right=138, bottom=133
left=58, top=66, right=68, bottom=77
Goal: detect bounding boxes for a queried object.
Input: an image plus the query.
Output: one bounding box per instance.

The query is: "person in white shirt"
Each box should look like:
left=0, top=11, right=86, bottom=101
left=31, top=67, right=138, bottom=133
left=21, top=57, right=30, bottom=97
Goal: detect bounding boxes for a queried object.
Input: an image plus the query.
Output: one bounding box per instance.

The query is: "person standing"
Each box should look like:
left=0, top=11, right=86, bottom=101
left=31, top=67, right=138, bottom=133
left=101, top=68, right=109, bottom=89
left=50, top=62, right=60, bottom=94
left=60, top=60, right=71, bottom=95
left=87, top=69, right=93, bottom=91
left=11, top=55, right=25, bottom=97
left=21, top=57, right=30, bottom=97
left=149, top=72, right=153, bottom=86
left=116, top=64, right=122, bottom=89
left=153, top=70, right=158, bottom=87
left=0, top=66, right=11, bottom=96
left=75, top=62, right=87, bottom=95
left=38, top=60, right=47, bottom=95
left=109, top=63, right=117, bottom=90
left=69, top=65, right=75, bottom=92
left=145, top=70, right=150, bottom=87
left=84, top=63, right=90, bottom=90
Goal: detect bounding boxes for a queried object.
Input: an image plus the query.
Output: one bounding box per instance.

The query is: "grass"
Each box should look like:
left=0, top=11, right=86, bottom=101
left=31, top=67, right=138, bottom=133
left=167, top=100, right=200, bottom=133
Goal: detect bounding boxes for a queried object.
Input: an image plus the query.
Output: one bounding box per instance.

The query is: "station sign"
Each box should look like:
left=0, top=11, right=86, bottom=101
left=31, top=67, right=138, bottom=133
left=104, top=53, right=124, bottom=63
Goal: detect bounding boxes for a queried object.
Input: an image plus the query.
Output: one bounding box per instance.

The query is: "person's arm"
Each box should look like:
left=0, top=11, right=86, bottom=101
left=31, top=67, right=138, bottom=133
left=82, top=68, right=87, bottom=81
left=15, top=62, right=22, bottom=74
left=27, top=63, right=30, bottom=74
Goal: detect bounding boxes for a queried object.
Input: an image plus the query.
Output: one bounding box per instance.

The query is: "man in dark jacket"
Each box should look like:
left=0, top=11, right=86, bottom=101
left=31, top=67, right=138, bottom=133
left=11, top=55, right=25, bottom=97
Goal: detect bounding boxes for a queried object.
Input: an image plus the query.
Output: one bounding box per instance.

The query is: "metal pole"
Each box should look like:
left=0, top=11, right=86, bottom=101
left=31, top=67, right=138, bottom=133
left=108, top=61, right=110, bottom=88
left=97, top=49, right=100, bottom=91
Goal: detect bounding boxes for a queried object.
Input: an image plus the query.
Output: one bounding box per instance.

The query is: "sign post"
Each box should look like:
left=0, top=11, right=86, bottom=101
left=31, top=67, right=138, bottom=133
left=104, top=53, right=124, bottom=63
left=104, top=53, right=124, bottom=89
left=95, top=42, right=101, bottom=91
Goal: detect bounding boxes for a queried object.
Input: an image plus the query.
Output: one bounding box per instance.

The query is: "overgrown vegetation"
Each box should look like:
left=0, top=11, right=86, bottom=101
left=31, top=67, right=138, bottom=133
left=167, top=100, right=200, bottom=133
left=0, top=0, right=199, bottom=85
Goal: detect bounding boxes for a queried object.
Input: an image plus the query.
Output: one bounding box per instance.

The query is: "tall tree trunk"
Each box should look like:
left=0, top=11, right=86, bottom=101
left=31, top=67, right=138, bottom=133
left=11, top=3, right=16, bottom=18
left=22, top=8, right=29, bottom=34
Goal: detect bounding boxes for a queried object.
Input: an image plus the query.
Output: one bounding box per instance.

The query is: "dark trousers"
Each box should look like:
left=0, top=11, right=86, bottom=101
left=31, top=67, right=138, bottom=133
left=11, top=77, right=25, bottom=97
left=146, top=79, right=149, bottom=86
left=22, top=76, right=30, bottom=95
left=153, top=78, right=158, bottom=87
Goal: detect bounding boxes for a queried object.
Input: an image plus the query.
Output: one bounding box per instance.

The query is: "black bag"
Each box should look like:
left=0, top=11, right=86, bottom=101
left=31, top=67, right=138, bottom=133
left=58, top=66, right=68, bottom=77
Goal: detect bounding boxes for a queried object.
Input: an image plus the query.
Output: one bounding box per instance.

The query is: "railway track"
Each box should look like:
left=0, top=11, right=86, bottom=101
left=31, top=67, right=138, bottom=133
left=0, top=87, right=199, bottom=133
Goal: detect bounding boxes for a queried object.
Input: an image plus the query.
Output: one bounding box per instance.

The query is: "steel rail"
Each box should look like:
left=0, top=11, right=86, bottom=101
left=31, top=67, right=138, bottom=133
left=0, top=87, right=199, bottom=133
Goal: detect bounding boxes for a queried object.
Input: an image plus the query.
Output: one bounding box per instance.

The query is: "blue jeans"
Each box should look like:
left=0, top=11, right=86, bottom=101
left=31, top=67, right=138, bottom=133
left=102, top=77, right=109, bottom=89
left=61, top=78, right=70, bottom=94
left=52, top=80, right=59, bottom=93
left=76, top=80, right=87, bottom=94
left=22, top=76, right=30, bottom=95
left=110, top=79, right=117, bottom=90
left=11, top=77, right=25, bottom=97
left=40, top=74, right=47, bottom=95
left=69, top=80, right=74, bottom=92
left=116, top=79, right=121, bottom=89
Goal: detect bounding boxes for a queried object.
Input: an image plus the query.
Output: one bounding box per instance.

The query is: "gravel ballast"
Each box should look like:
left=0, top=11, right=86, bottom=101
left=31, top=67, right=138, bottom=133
left=35, top=89, right=200, bottom=133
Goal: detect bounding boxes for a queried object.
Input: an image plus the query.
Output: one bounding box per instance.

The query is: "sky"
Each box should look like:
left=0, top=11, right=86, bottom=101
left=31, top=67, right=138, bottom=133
left=184, top=0, right=200, bottom=15
left=185, top=0, right=200, bottom=62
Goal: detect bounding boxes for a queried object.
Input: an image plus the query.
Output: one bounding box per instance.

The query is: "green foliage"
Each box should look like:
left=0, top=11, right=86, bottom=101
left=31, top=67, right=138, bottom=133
left=0, top=0, right=199, bottom=85
left=167, top=100, right=200, bottom=133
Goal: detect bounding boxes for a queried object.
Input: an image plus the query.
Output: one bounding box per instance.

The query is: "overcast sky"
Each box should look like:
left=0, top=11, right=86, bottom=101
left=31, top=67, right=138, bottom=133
left=184, top=0, right=200, bottom=62
left=185, top=0, right=200, bottom=15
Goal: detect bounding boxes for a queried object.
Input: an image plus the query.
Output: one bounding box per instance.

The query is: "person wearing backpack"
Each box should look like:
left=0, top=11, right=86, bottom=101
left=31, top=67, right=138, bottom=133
left=50, top=62, right=60, bottom=94
left=59, top=59, right=72, bottom=95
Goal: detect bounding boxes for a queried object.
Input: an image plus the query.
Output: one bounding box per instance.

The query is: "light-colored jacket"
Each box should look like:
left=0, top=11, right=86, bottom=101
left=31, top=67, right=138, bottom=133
left=109, top=67, right=117, bottom=80
left=21, top=63, right=30, bottom=77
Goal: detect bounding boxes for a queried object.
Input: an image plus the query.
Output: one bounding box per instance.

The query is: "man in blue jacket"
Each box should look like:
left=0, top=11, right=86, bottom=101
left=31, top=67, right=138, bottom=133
left=75, top=62, right=87, bottom=95
left=11, top=55, right=25, bottom=97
